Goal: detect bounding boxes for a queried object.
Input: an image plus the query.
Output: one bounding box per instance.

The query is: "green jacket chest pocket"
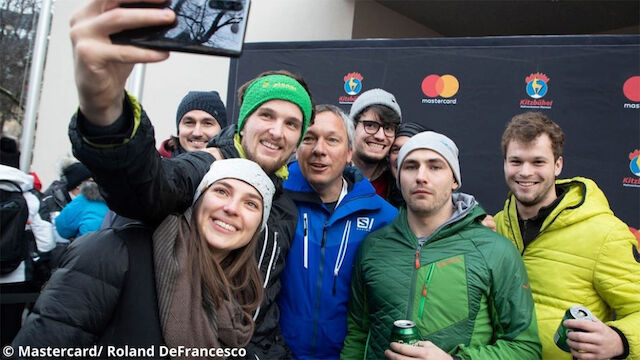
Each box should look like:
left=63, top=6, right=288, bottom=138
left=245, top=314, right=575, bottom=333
left=412, top=255, right=469, bottom=336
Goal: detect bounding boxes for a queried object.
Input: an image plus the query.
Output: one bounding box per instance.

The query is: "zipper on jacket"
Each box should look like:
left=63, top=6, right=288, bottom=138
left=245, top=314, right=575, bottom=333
left=310, top=225, right=328, bottom=358
left=333, top=220, right=352, bottom=296
left=303, top=213, right=309, bottom=269
left=417, top=263, right=436, bottom=319
left=406, top=245, right=422, bottom=320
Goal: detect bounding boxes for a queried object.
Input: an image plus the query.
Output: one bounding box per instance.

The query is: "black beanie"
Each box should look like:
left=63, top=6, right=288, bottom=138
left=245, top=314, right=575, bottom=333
left=175, top=91, right=227, bottom=133
left=0, top=137, right=20, bottom=168
left=63, top=162, right=92, bottom=191
left=396, top=122, right=430, bottom=138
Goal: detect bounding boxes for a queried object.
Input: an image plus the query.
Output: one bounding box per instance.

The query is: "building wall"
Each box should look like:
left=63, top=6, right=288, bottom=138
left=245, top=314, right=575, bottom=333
left=31, top=0, right=358, bottom=187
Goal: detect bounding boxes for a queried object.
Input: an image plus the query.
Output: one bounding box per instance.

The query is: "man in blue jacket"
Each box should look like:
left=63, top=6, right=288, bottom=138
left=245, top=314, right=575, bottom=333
left=279, top=104, right=398, bottom=359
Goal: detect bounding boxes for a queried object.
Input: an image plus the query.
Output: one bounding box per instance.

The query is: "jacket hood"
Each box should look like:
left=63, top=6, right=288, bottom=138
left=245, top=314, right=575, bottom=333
left=501, top=177, right=614, bottom=233
left=391, top=192, right=486, bottom=248
left=0, top=164, right=34, bottom=191
left=80, top=181, right=105, bottom=202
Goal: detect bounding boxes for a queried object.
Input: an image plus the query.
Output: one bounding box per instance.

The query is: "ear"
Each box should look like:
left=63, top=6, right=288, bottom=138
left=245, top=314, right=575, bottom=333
left=346, top=148, right=353, bottom=165
left=452, top=180, right=460, bottom=191
left=554, top=156, right=563, bottom=177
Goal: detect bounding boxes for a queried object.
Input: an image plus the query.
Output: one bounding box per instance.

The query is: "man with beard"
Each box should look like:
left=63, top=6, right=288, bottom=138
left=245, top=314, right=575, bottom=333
left=158, top=90, right=227, bottom=158
left=278, top=105, right=396, bottom=359
left=495, top=112, right=639, bottom=360
left=349, top=88, right=402, bottom=200
left=67, top=3, right=314, bottom=357
left=342, top=131, right=540, bottom=360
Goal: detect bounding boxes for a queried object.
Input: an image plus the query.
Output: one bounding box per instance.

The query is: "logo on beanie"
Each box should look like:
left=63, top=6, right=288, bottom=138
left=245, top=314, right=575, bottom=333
left=420, top=74, right=459, bottom=105
left=623, top=149, right=640, bottom=188
left=623, top=76, right=640, bottom=109
left=339, top=72, right=363, bottom=104
left=520, top=72, right=553, bottom=109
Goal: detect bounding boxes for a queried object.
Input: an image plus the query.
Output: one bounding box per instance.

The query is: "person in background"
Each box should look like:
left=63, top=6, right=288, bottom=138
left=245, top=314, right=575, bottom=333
left=54, top=179, right=108, bottom=240
left=0, top=164, right=55, bottom=347
left=158, top=90, right=228, bottom=157
left=42, top=160, right=92, bottom=216
left=387, top=122, right=429, bottom=208
left=349, top=88, right=402, bottom=200
left=342, top=131, right=541, bottom=360
left=495, top=112, right=640, bottom=360
left=13, top=159, right=274, bottom=353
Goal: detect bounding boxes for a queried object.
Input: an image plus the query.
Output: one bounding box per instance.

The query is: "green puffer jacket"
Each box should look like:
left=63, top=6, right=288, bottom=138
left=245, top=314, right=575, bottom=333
left=341, top=193, right=541, bottom=360
left=495, top=177, right=640, bottom=360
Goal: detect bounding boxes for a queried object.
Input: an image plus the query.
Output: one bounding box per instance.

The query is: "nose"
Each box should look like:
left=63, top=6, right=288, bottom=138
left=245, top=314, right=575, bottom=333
left=312, top=139, right=327, bottom=156
left=519, top=162, right=534, bottom=176
left=223, top=197, right=240, bottom=216
left=268, top=120, right=284, bottom=139
left=415, top=165, right=428, bottom=184
left=372, top=125, right=386, bottom=140
left=192, top=122, right=203, bottom=136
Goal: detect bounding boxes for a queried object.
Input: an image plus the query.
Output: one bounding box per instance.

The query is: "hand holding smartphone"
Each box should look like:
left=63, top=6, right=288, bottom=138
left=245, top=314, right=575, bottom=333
left=111, top=0, right=250, bottom=57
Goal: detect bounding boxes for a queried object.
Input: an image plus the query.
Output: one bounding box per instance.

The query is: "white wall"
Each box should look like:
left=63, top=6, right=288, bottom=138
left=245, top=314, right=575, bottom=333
left=31, top=0, right=357, bottom=187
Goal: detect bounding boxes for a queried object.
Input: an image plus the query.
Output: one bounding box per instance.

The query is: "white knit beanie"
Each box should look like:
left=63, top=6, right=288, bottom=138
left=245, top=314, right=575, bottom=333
left=396, top=131, right=461, bottom=189
left=193, top=158, right=275, bottom=230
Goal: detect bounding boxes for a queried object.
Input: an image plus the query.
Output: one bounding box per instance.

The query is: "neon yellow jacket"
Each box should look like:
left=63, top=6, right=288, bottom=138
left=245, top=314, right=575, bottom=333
left=495, top=177, right=640, bottom=360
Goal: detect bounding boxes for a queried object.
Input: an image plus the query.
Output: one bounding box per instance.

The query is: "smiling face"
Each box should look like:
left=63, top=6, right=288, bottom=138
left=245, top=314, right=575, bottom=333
left=178, top=110, right=222, bottom=151
left=297, top=110, right=352, bottom=201
left=240, top=100, right=303, bottom=174
left=400, top=149, right=458, bottom=217
left=504, top=133, right=562, bottom=217
left=196, top=178, right=263, bottom=261
left=353, top=109, right=395, bottom=164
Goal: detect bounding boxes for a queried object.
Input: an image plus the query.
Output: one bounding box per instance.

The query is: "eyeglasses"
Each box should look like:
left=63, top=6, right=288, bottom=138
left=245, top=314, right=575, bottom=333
left=358, top=120, right=397, bottom=137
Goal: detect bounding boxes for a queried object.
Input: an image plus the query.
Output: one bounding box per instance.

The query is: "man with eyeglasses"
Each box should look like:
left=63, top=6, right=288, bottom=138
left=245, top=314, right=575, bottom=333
left=349, top=88, right=402, bottom=199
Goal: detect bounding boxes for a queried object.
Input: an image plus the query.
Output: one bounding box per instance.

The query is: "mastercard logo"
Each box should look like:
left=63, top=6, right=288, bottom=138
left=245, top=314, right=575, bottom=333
left=421, top=74, right=459, bottom=98
left=623, top=76, right=640, bottom=102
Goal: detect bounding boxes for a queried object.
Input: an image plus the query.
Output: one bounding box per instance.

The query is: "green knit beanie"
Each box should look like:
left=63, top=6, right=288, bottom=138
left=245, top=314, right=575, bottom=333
left=237, top=74, right=312, bottom=145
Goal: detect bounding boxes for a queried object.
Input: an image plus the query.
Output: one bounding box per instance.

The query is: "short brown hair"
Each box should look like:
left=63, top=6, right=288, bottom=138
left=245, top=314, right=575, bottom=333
left=501, top=112, right=565, bottom=160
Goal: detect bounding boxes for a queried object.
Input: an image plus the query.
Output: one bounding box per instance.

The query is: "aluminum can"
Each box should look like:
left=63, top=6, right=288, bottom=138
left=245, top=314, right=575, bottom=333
left=390, top=320, right=421, bottom=346
left=554, top=305, right=595, bottom=352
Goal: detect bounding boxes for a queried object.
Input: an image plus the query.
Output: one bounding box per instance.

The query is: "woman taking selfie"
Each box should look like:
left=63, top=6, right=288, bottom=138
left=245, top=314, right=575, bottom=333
left=13, top=158, right=275, bottom=358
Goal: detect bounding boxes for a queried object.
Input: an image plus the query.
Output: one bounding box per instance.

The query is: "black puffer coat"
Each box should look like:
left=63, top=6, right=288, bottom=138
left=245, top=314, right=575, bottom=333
left=12, top=224, right=165, bottom=357
left=69, top=100, right=296, bottom=359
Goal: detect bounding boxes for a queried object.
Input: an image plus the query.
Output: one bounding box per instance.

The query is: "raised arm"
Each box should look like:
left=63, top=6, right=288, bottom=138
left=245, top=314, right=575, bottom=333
left=68, top=1, right=215, bottom=224
left=70, top=0, right=174, bottom=126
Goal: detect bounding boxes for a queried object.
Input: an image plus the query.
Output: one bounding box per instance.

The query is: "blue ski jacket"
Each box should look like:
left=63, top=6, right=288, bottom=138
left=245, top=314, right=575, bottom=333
left=279, top=162, right=397, bottom=359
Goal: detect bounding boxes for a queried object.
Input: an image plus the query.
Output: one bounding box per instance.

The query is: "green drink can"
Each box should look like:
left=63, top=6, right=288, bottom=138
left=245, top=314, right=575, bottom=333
left=390, top=320, right=421, bottom=346
left=554, top=305, right=595, bottom=352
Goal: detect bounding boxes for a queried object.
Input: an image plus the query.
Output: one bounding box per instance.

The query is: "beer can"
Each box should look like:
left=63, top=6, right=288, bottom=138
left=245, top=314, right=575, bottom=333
left=554, top=305, right=595, bottom=352
left=390, top=320, right=421, bottom=346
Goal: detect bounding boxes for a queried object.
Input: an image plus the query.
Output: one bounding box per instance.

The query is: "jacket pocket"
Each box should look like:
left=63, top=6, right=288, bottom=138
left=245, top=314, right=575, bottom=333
left=412, top=255, right=469, bottom=337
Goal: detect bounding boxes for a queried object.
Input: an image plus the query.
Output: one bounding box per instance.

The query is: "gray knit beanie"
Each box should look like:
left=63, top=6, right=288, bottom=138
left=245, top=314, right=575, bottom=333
left=176, top=91, right=227, bottom=133
left=193, top=158, right=275, bottom=231
left=349, top=88, right=402, bottom=122
left=396, top=131, right=461, bottom=189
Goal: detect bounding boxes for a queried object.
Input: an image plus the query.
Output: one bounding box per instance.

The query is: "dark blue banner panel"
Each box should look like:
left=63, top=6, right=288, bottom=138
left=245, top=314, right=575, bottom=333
left=228, top=36, right=640, bottom=227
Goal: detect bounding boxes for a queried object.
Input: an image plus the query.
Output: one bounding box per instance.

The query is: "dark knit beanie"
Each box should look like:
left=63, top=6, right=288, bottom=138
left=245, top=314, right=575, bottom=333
left=396, top=122, right=430, bottom=138
left=0, top=137, right=20, bottom=168
left=63, top=162, right=92, bottom=191
left=175, top=91, right=227, bottom=133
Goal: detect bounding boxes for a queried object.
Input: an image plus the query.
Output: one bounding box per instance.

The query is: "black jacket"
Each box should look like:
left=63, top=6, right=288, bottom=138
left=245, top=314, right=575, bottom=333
left=69, top=103, right=296, bottom=359
left=12, top=224, right=166, bottom=358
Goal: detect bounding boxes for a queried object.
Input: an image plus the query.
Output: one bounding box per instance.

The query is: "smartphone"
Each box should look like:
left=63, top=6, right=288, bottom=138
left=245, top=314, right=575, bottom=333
left=111, top=0, right=250, bottom=57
